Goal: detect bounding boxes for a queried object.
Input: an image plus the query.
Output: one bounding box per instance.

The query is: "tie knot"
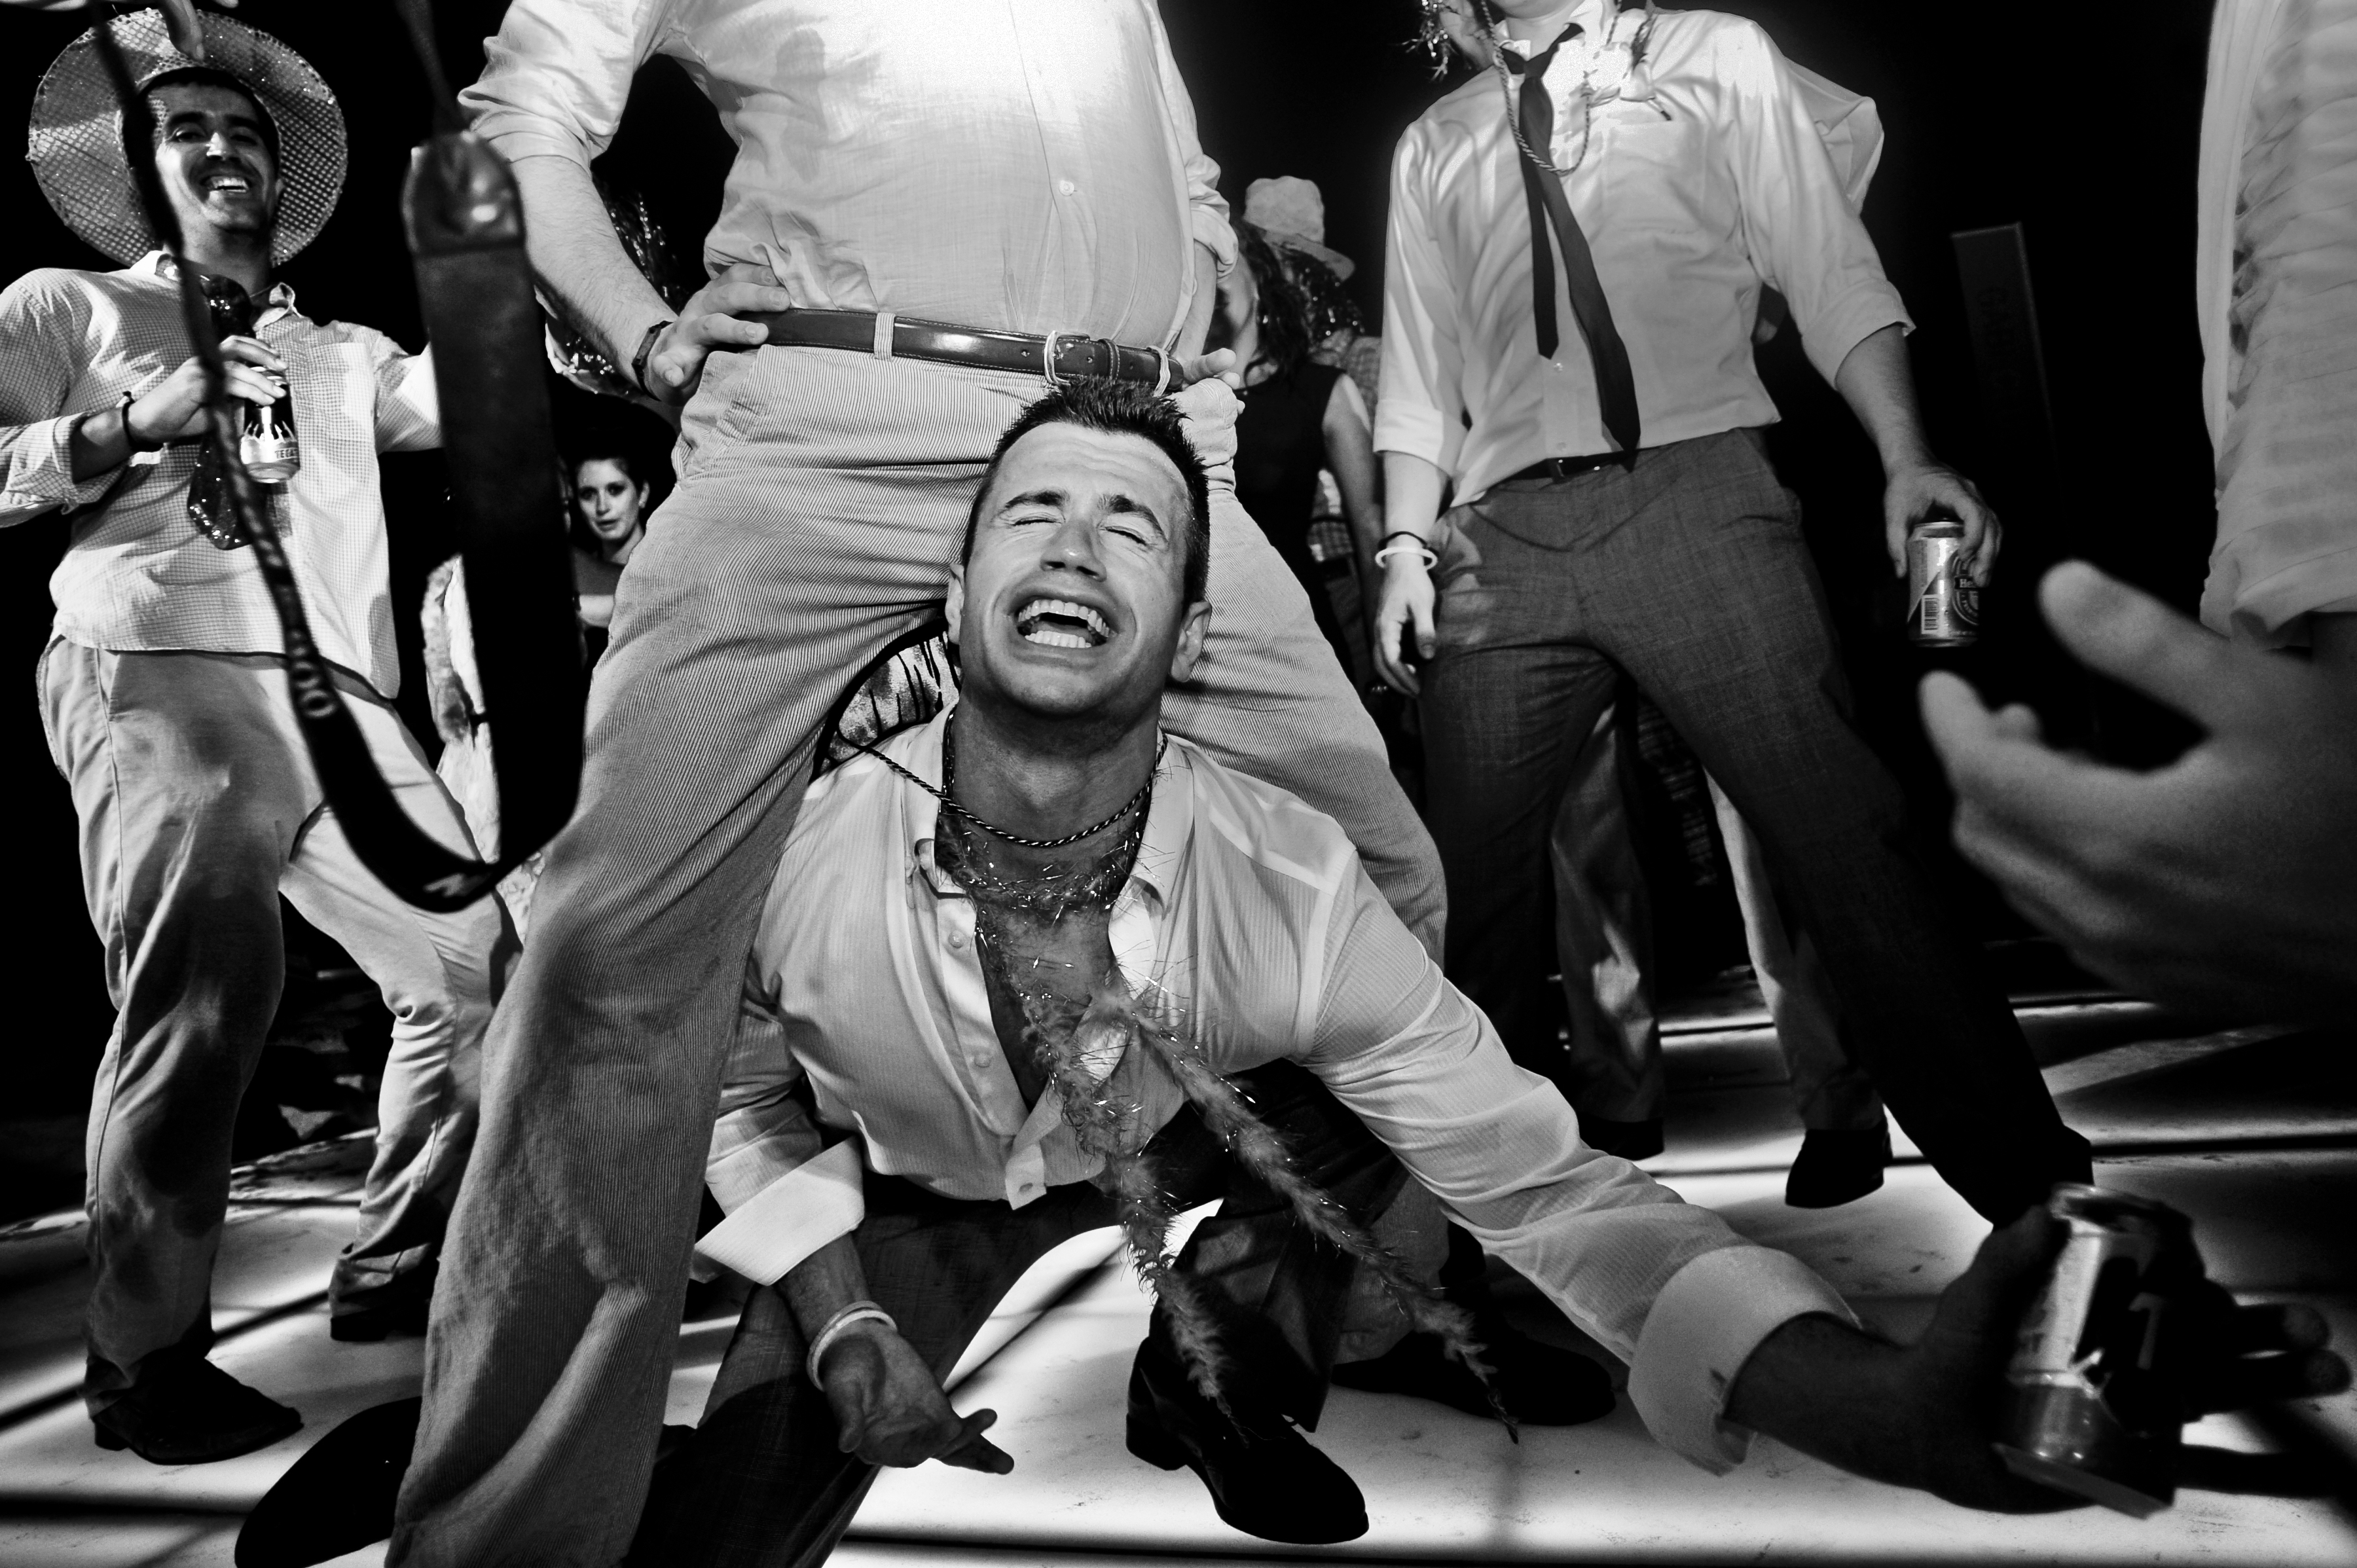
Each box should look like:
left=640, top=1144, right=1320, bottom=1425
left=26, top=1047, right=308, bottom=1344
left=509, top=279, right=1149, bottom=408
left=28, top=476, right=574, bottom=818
left=1508, top=23, right=1582, bottom=78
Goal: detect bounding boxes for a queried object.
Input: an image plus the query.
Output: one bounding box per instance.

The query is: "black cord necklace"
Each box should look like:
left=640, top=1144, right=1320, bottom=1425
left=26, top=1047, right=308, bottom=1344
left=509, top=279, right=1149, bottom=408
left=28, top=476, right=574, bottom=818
left=846, top=723, right=1167, bottom=850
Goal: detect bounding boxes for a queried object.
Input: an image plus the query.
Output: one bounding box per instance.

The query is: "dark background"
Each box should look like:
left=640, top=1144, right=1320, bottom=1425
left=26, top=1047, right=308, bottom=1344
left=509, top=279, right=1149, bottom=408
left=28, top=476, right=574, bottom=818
left=0, top=3, right=2218, bottom=1133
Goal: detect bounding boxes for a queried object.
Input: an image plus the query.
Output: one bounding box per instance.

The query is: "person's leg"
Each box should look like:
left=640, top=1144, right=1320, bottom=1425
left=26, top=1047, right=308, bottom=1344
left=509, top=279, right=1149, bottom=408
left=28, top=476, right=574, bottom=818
left=41, top=644, right=307, bottom=1440
left=1580, top=432, right=2086, bottom=1223
left=1418, top=503, right=1621, bottom=1099
left=392, top=348, right=1024, bottom=1568
left=1163, top=486, right=1444, bottom=958
left=1706, top=777, right=1882, bottom=1134
left=1548, top=701, right=1668, bottom=1131
left=275, top=685, right=513, bottom=1331
left=635, top=1175, right=1108, bottom=1568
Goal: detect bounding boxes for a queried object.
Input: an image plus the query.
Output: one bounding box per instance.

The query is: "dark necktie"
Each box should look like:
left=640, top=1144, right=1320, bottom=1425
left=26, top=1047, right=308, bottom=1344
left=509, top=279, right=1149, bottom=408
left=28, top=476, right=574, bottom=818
left=188, top=272, right=256, bottom=550
left=1507, top=33, right=1642, bottom=456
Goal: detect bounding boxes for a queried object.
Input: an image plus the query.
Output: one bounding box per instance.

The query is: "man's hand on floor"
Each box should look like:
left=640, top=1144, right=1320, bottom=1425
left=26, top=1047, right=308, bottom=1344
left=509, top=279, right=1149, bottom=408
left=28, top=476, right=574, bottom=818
left=816, top=1321, right=1015, bottom=1475
left=1921, top=562, right=2357, bottom=1024
left=1727, top=1208, right=2350, bottom=1512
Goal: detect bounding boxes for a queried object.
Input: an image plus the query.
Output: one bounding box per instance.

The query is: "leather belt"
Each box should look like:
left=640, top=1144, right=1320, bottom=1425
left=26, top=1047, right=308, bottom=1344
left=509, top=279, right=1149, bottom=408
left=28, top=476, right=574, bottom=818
left=1504, top=453, right=1630, bottom=483
left=746, top=308, right=1173, bottom=389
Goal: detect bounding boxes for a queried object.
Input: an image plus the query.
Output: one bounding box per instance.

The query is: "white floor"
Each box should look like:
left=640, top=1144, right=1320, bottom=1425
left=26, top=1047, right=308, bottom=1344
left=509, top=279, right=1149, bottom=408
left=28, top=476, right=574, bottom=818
left=3, top=1001, right=2352, bottom=1566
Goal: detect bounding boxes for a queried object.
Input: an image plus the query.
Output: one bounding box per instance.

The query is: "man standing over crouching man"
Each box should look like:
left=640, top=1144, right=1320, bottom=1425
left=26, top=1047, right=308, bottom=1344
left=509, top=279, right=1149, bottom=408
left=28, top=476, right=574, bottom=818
left=636, top=381, right=2350, bottom=1561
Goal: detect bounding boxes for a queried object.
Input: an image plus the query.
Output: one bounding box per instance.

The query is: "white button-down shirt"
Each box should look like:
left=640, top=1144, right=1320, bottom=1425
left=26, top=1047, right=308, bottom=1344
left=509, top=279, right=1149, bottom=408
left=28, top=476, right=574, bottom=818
left=706, top=704, right=1851, bottom=1474
left=0, top=255, right=439, bottom=697
left=1376, top=1, right=1910, bottom=504
left=462, top=0, right=1233, bottom=350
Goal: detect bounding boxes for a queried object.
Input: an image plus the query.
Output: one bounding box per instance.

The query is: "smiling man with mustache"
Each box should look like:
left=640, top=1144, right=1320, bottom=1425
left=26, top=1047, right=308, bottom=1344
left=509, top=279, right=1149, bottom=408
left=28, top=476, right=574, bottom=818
left=3, top=12, right=507, bottom=1463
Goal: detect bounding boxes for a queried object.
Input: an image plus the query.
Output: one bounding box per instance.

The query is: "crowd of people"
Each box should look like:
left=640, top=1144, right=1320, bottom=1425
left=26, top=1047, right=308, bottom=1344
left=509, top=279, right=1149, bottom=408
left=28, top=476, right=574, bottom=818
left=1, top=1, right=2352, bottom=1565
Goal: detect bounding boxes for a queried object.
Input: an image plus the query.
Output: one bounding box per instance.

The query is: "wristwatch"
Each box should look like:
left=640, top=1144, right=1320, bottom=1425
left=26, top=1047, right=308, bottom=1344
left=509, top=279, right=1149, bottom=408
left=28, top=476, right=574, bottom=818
left=630, top=319, right=674, bottom=395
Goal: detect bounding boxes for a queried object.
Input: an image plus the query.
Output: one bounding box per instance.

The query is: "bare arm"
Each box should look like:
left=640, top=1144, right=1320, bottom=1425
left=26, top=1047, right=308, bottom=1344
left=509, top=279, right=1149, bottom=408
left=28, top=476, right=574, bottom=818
left=1323, top=375, right=1385, bottom=648
left=1832, top=323, right=2000, bottom=580
left=1372, top=452, right=1448, bottom=695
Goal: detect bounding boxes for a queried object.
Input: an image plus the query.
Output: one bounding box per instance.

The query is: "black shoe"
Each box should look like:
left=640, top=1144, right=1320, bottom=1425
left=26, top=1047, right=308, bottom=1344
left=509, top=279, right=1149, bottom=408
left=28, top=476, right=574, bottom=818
left=1580, top=1116, right=1664, bottom=1160
left=236, top=1398, right=419, bottom=1568
left=1125, top=1349, right=1367, bottom=1545
left=328, top=1263, right=435, bottom=1342
left=92, top=1358, right=301, bottom=1466
left=1332, top=1317, right=1615, bottom=1426
left=1785, top=1125, right=1891, bottom=1209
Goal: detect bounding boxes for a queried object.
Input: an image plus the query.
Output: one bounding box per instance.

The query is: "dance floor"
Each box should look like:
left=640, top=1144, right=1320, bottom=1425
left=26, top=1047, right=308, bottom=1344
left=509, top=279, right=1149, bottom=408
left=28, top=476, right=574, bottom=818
left=3, top=992, right=2352, bottom=1566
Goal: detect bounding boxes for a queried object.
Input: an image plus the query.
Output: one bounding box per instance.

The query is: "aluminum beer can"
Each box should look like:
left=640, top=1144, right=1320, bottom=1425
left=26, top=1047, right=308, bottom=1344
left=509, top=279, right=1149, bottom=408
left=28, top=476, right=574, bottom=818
left=1906, top=518, right=1978, bottom=646
left=240, top=388, right=301, bottom=484
left=1996, top=1184, right=2201, bottom=1517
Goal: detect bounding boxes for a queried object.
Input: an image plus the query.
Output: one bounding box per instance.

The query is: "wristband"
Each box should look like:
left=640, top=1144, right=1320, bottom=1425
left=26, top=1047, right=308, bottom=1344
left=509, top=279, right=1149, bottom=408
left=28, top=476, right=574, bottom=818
left=117, top=389, right=158, bottom=454
left=630, top=319, right=674, bottom=394
left=1374, top=529, right=1438, bottom=572
left=806, top=1300, right=897, bottom=1387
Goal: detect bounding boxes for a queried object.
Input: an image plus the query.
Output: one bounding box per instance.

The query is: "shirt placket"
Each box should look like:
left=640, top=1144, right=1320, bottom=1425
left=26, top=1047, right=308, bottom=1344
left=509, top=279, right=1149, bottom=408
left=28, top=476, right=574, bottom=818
left=921, top=844, right=1056, bottom=1206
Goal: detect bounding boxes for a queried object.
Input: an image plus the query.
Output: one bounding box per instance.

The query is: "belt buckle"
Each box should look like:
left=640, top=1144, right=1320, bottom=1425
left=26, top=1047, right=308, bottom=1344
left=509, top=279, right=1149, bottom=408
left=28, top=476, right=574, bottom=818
left=1041, top=329, right=1076, bottom=387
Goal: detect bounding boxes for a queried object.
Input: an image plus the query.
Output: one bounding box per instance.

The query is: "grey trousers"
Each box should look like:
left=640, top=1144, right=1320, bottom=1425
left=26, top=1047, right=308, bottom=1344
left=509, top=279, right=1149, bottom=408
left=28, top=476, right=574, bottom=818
left=1419, top=429, right=2086, bottom=1222
left=1546, top=706, right=1882, bottom=1131
left=39, top=643, right=507, bottom=1409
left=391, top=347, right=1442, bottom=1568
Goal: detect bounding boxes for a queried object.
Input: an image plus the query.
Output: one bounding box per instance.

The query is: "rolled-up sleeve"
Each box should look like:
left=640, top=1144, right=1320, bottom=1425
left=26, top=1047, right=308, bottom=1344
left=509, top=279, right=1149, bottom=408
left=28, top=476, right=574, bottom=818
left=1302, top=862, right=1849, bottom=1472
left=1725, top=25, right=1911, bottom=388
left=1375, top=130, right=1467, bottom=475
left=460, top=0, right=674, bottom=166
left=371, top=337, right=441, bottom=454
left=0, top=275, right=122, bottom=528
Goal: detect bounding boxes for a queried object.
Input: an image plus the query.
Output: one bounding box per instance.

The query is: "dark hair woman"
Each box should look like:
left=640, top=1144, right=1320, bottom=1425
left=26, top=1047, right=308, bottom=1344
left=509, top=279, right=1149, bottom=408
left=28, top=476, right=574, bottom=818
left=1211, top=221, right=1383, bottom=678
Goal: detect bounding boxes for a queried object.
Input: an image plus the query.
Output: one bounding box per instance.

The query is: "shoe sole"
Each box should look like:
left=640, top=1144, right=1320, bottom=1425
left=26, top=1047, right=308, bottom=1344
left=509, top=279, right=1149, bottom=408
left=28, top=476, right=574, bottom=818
left=1124, top=1412, right=1368, bottom=1545
left=93, top=1411, right=301, bottom=1465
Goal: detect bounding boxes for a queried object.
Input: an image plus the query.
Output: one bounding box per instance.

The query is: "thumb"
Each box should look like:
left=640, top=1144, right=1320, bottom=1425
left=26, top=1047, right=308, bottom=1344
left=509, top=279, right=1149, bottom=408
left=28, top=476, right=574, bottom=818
left=2037, top=562, right=2249, bottom=731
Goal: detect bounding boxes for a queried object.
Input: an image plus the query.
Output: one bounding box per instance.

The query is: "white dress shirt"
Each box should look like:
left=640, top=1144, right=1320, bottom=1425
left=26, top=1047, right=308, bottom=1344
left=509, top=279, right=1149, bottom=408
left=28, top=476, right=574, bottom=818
left=704, top=703, right=1852, bottom=1474
left=0, top=255, right=439, bottom=697
left=2197, top=0, right=2357, bottom=647
left=1376, top=1, right=1911, bottom=504
left=461, top=0, right=1234, bottom=350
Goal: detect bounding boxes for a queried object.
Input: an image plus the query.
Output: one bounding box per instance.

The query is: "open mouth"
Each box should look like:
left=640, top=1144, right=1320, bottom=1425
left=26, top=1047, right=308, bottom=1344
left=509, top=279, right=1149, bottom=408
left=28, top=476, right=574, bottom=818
left=1013, top=596, right=1112, bottom=650
left=204, top=172, right=252, bottom=196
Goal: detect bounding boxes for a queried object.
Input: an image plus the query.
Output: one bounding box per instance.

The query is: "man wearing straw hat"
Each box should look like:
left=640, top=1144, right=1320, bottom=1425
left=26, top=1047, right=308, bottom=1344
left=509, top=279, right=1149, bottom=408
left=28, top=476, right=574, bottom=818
left=1, top=7, right=507, bottom=1463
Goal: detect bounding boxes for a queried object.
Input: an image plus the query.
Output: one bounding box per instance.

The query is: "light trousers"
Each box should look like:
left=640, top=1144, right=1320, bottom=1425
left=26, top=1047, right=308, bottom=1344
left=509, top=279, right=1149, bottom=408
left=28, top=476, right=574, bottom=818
left=39, top=642, right=505, bottom=1407
left=392, top=347, right=1441, bottom=1568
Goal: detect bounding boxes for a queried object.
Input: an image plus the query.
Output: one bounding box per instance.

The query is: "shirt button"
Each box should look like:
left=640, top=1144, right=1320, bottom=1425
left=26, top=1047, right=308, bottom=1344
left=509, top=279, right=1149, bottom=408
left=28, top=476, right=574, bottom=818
left=1057, top=178, right=1076, bottom=195
left=947, top=932, right=968, bottom=950
left=970, top=1053, right=992, bottom=1070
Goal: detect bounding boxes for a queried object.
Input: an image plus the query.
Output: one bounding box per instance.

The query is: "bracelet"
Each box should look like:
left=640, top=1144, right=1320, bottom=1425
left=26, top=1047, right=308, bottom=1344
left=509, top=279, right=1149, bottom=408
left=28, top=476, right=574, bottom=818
left=806, top=1299, right=897, bottom=1387
left=117, top=389, right=158, bottom=454
left=630, top=319, right=674, bottom=394
left=1373, top=530, right=1438, bottom=572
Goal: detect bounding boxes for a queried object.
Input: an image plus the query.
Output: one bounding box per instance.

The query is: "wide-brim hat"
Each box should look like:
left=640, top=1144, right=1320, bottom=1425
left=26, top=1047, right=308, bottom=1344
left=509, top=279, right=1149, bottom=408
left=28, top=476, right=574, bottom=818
left=1243, top=175, right=1355, bottom=282
left=26, top=9, right=346, bottom=268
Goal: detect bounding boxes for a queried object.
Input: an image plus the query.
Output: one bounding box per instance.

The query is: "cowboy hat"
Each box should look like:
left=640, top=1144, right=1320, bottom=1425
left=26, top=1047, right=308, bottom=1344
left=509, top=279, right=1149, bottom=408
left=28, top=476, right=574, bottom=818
left=26, top=7, right=346, bottom=267
left=1241, top=176, right=1354, bottom=282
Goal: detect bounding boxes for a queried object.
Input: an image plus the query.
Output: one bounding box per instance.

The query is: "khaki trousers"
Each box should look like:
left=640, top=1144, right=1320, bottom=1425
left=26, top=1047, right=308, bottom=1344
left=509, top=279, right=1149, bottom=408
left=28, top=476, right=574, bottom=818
left=40, top=642, right=509, bottom=1408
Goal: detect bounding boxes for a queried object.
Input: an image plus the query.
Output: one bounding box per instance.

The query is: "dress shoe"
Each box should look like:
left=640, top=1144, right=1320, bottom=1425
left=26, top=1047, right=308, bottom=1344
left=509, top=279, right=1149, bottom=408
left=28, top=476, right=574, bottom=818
left=1332, top=1315, right=1615, bottom=1425
left=1125, top=1347, right=1367, bottom=1544
left=1580, top=1115, right=1664, bottom=1160
left=329, top=1263, right=434, bottom=1341
left=1784, top=1124, right=1891, bottom=1209
left=91, top=1358, right=301, bottom=1466
left=237, top=1398, right=418, bottom=1568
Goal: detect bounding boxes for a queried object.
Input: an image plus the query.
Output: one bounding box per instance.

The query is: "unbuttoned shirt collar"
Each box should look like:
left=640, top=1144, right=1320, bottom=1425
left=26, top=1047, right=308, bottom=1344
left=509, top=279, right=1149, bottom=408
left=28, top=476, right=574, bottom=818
left=895, top=699, right=1191, bottom=1206
left=141, top=251, right=299, bottom=327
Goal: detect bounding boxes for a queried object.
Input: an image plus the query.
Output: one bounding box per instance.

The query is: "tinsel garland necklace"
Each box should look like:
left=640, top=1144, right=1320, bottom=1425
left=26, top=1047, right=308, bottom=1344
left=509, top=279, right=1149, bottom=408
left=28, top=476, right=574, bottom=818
left=897, top=725, right=1514, bottom=1434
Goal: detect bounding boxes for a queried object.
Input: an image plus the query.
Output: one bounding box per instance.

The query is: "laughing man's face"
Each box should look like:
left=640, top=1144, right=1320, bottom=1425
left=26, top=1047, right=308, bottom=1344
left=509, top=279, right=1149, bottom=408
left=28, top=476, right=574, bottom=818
left=947, top=423, right=1210, bottom=731
left=148, top=82, right=282, bottom=246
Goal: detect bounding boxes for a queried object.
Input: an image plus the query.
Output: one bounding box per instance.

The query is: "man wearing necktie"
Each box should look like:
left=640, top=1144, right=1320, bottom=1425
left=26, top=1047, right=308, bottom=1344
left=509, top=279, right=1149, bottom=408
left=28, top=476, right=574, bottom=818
left=1373, top=0, right=2092, bottom=1226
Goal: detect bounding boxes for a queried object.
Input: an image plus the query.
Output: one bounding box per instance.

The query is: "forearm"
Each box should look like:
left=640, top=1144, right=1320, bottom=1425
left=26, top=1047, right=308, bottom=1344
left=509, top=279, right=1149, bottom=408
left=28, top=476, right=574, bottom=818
left=1831, top=323, right=1936, bottom=475
left=65, top=407, right=132, bottom=483
left=2311, top=611, right=2357, bottom=684
left=512, top=153, right=679, bottom=373
left=1723, top=1312, right=1922, bottom=1487
left=780, top=1234, right=876, bottom=1341
left=1380, top=452, right=1447, bottom=542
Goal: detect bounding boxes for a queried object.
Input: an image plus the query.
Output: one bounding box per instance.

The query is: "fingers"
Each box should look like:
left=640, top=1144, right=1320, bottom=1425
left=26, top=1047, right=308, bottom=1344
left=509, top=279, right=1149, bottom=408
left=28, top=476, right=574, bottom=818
left=699, top=280, right=795, bottom=318
left=2220, top=1302, right=2333, bottom=1358
left=2036, top=562, right=2249, bottom=731
left=1883, top=503, right=1909, bottom=579
left=1173, top=347, right=1238, bottom=388
left=1935, top=1208, right=2064, bottom=1348
left=216, top=336, right=285, bottom=373
left=2175, top=1445, right=2343, bottom=1499
left=2195, top=1347, right=2354, bottom=1411
left=938, top=1411, right=1015, bottom=1475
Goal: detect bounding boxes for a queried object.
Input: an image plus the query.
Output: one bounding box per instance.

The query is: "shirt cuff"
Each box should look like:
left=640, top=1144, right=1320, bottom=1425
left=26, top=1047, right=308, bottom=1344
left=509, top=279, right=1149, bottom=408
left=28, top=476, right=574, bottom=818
left=2202, top=528, right=2357, bottom=648
left=1625, top=1244, right=1855, bottom=1474
left=461, top=104, right=595, bottom=169
left=4, top=413, right=124, bottom=519
left=1191, top=205, right=1238, bottom=278
left=1796, top=285, right=1914, bottom=388
left=1372, top=399, right=1448, bottom=466
left=695, top=1139, right=866, bottom=1286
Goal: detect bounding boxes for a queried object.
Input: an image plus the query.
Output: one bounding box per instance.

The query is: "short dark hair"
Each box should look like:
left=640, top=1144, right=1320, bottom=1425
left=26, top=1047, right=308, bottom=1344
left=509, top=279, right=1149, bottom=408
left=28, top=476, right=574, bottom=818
left=136, top=67, right=280, bottom=166
left=963, top=378, right=1213, bottom=605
